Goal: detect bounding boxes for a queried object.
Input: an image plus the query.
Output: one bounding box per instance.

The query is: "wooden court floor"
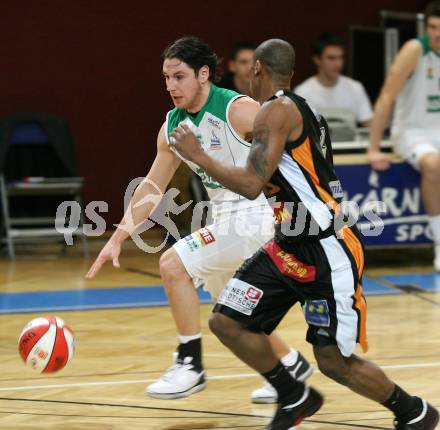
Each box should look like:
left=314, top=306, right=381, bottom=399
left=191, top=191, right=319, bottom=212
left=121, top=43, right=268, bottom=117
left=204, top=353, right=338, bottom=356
left=0, top=245, right=439, bottom=429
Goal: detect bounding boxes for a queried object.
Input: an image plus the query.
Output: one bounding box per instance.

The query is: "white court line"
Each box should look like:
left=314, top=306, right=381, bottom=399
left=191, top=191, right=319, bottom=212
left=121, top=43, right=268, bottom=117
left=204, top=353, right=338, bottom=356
left=1, top=362, right=440, bottom=392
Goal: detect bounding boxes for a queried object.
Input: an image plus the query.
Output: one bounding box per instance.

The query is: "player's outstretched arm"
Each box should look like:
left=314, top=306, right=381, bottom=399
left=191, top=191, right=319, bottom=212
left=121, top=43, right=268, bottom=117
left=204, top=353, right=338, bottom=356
left=368, top=40, right=421, bottom=171
left=86, top=123, right=181, bottom=279
left=171, top=100, right=294, bottom=200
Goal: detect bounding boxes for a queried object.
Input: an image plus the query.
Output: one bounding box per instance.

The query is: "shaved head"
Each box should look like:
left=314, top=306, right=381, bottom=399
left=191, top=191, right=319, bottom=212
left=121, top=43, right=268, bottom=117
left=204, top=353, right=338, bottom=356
left=255, top=39, right=295, bottom=79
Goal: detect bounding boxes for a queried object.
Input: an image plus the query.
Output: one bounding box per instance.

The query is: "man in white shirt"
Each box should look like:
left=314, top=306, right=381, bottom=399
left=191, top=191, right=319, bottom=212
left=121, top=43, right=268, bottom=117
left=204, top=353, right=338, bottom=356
left=295, top=33, right=373, bottom=127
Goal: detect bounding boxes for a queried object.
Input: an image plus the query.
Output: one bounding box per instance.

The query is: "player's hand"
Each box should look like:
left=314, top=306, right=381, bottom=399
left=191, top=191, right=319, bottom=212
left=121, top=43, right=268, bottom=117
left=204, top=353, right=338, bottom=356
left=170, top=124, right=204, bottom=162
left=368, top=150, right=392, bottom=171
left=85, top=240, right=121, bottom=279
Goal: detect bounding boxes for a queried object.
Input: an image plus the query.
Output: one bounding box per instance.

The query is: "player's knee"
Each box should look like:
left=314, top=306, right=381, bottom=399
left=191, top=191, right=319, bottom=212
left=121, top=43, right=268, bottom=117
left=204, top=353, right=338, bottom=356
left=209, top=313, right=241, bottom=343
left=316, top=356, right=351, bottom=385
left=420, top=154, right=440, bottom=181
left=159, top=249, right=189, bottom=284
left=314, top=348, right=351, bottom=386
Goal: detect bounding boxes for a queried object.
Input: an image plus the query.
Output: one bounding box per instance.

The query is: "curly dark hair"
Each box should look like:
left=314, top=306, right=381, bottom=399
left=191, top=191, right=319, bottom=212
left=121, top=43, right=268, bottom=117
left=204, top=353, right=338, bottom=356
left=162, top=36, right=218, bottom=81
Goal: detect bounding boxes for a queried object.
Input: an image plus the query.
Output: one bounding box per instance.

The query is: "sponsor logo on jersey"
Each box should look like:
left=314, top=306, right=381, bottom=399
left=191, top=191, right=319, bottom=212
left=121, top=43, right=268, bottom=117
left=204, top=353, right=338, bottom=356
left=196, top=167, right=224, bottom=189
left=304, top=300, right=330, bottom=327
left=273, top=205, right=292, bottom=224
left=319, top=126, right=327, bottom=157
left=184, top=235, right=201, bottom=252
left=244, top=287, right=262, bottom=303
left=197, top=227, right=216, bottom=245
left=207, top=116, right=222, bottom=129
left=217, top=279, right=264, bottom=315
left=184, top=228, right=216, bottom=251
left=264, top=240, right=316, bottom=282
left=329, top=180, right=344, bottom=199
left=210, top=130, right=222, bottom=149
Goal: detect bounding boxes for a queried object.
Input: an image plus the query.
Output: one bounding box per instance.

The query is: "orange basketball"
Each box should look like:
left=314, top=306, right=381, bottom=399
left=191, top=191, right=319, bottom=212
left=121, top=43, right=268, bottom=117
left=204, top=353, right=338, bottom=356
left=18, top=316, right=75, bottom=373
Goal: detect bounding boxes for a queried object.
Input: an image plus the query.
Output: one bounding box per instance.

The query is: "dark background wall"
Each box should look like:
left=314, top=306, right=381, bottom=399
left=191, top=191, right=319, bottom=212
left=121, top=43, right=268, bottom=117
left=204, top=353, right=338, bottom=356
left=0, top=0, right=426, bottom=226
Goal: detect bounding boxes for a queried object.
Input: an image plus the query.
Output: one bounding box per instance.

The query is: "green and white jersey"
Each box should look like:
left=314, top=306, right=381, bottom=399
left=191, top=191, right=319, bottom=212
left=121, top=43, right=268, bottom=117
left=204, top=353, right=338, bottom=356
left=165, top=84, right=268, bottom=215
left=392, top=36, right=440, bottom=135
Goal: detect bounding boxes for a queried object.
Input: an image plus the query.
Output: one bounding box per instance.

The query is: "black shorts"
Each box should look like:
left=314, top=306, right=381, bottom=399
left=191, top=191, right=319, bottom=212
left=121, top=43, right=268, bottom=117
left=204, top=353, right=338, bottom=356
left=213, top=235, right=368, bottom=357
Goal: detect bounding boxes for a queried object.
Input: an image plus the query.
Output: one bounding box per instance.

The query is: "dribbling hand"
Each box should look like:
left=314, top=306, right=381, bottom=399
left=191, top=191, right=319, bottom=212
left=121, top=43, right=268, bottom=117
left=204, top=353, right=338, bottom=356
left=85, top=240, right=121, bottom=279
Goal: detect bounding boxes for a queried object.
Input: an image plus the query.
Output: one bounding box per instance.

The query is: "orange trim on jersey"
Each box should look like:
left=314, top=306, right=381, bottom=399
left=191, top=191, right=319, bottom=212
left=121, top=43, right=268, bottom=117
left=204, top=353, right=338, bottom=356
left=292, top=137, right=368, bottom=352
left=291, top=138, right=364, bottom=275
left=291, top=138, right=339, bottom=213
left=353, top=283, right=369, bottom=353
left=341, top=226, right=365, bottom=277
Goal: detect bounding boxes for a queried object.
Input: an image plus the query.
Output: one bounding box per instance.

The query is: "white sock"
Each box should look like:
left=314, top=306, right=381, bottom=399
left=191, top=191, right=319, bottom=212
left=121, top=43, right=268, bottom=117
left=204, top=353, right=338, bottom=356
left=280, top=348, right=299, bottom=367
left=178, top=333, right=202, bottom=344
left=429, top=215, right=440, bottom=245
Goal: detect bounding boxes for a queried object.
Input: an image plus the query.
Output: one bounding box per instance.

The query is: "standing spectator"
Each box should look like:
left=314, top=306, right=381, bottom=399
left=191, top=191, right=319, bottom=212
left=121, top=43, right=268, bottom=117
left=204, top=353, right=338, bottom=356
left=368, top=1, right=440, bottom=271
left=218, top=41, right=256, bottom=96
left=295, top=33, right=373, bottom=127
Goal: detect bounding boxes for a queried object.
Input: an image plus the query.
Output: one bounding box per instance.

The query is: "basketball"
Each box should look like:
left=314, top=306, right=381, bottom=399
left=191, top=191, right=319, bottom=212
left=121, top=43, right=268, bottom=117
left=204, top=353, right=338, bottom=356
left=18, top=316, right=75, bottom=373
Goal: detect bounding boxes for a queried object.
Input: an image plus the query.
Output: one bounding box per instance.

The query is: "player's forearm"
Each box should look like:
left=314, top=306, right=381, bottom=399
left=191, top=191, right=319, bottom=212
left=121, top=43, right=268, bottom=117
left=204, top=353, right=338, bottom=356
left=110, top=180, right=162, bottom=244
left=196, top=152, right=262, bottom=200
left=369, top=94, right=394, bottom=152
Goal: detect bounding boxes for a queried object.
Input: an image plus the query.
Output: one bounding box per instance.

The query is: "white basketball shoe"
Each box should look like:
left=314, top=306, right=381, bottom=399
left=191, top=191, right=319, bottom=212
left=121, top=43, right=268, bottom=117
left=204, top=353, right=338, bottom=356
left=251, top=351, right=313, bottom=404
left=146, top=353, right=206, bottom=399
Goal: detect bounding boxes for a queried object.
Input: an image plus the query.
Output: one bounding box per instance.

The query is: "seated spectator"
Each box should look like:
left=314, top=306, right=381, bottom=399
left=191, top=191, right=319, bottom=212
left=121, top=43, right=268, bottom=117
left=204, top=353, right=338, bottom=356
left=295, top=33, right=373, bottom=127
left=218, top=41, right=256, bottom=95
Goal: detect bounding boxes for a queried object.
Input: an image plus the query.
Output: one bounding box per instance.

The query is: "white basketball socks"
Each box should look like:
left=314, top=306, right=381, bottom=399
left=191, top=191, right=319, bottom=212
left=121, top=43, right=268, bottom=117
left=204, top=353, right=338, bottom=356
left=178, top=333, right=202, bottom=344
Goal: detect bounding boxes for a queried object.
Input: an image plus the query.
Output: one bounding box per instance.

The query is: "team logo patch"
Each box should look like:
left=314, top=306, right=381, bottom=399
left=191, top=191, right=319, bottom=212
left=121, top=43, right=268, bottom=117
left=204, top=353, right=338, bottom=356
left=264, top=240, right=316, bottom=282
left=210, top=130, right=222, bottom=149
left=217, top=279, right=263, bottom=315
left=304, top=300, right=330, bottom=327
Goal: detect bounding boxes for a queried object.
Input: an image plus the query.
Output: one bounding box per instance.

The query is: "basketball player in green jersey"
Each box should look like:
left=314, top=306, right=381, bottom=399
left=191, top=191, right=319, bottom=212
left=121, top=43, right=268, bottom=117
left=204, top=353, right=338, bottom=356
left=86, top=36, right=312, bottom=401
left=369, top=1, right=440, bottom=270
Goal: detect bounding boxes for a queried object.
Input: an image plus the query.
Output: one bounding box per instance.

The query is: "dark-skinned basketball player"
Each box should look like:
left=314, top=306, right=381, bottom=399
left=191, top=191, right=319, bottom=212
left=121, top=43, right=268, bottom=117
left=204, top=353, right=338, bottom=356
left=171, top=38, right=439, bottom=430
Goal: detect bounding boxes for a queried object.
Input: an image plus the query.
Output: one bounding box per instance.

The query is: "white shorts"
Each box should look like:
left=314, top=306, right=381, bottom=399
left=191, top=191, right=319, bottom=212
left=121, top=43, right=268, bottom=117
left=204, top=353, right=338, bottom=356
left=173, top=204, right=274, bottom=299
left=393, top=129, right=440, bottom=170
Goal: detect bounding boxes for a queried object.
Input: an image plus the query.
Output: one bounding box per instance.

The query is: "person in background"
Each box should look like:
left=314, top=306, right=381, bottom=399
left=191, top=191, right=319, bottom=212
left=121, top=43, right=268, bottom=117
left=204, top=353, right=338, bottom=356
left=295, top=33, right=373, bottom=127
left=368, top=0, right=440, bottom=271
left=218, top=41, right=256, bottom=96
